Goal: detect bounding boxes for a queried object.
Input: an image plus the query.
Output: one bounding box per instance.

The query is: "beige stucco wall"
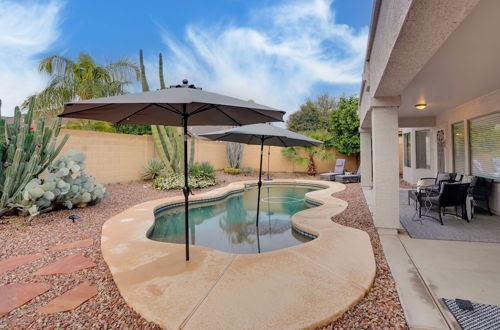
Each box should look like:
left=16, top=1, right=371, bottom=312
left=401, top=127, right=437, bottom=184
left=58, top=129, right=156, bottom=185
left=435, top=88, right=500, bottom=215
left=57, top=129, right=358, bottom=185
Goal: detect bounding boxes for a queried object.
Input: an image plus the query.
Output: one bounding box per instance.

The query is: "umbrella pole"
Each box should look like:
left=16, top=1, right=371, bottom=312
left=256, top=137, right=264, bottom=227
left=182, top=109, right=190, bottom=261
left=266, top=145, right=271, bottom=181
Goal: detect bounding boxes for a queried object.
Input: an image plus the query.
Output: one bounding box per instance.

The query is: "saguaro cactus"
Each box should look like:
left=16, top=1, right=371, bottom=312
left=0, top=100, right=69, bottom=216
left=139, top=50, right=195, bottom=172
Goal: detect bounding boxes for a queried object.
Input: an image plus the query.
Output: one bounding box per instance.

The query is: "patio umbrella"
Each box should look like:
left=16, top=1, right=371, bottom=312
left=200, top=123, right=321, bottom=228
left=59, top=80, right=285, bottom=261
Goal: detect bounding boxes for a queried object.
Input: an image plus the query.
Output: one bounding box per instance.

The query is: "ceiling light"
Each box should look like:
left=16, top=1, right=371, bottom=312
left=415, top=103, right=427, bottom=110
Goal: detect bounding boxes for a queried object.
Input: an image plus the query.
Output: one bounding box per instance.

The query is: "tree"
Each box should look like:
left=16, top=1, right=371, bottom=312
left=25, top=53, right=140, bottom=117
left=330, top=95, right=360, bottom=155
left=287, top=93, right=337, bottom=133
left=282, top=131, right=334, bottom=175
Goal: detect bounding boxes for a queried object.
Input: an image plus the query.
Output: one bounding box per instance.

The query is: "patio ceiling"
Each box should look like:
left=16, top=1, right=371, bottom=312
left=398, top=0, right=500, bottom=119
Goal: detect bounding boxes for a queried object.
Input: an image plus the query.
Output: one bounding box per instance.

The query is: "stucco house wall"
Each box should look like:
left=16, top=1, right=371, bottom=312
left=435, top=88, right=500, bottom=215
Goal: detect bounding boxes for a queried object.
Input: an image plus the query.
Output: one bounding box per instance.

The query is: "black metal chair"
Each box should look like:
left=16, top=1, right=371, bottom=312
left=420, top=172, right=457, bottom=193
left=425, top=183, right=470, bottom=225
left=469, top=176, right=494, bottom=216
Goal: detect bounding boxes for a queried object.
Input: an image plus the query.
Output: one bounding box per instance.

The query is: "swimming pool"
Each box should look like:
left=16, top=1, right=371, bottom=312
left=148, top=185, right=319, bottom=253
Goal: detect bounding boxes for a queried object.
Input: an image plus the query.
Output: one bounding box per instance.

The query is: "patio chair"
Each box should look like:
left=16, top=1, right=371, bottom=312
left=468, top=176, right=494, bottom=216
left=426, top=183, right=470, bottom=225
left=319, top=159, right=345, bottom=181
left=419, top=172, right=457, bottom=193
left=335, top=167, right=361, bottom=183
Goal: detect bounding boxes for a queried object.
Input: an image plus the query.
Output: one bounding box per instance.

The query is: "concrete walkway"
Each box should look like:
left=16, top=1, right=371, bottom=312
left=364, top=187, right=500, bottom=329
left=401, top=235, right=500, bottom=328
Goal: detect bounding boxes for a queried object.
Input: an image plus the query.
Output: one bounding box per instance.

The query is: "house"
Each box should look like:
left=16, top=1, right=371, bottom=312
left=359, top=0, right=500, bottom=230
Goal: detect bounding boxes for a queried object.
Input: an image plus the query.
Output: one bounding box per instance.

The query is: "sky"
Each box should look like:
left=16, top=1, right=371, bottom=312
left=0, top=0, right=373, bottom=117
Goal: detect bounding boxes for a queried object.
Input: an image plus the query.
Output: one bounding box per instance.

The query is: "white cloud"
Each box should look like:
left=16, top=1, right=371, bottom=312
left=160, top=0, right=367, bottom=115
left=0, top=0, right=62, bottom=116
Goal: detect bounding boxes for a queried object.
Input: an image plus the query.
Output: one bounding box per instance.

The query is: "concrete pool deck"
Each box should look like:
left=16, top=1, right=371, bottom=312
left=101, top=179, right=376, bottom=329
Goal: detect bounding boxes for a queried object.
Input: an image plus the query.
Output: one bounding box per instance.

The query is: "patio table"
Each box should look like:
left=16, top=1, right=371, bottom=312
left=408, top=188, right=438, bottom=221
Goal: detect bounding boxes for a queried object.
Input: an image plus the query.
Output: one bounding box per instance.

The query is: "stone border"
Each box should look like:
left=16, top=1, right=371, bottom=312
left=101, top=180, right=376, bottom=329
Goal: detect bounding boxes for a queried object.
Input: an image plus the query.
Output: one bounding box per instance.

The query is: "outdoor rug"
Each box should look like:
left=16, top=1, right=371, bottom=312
left=399, top=190, right=500, bottom=243
left=442, top=298, right=500, bottom=330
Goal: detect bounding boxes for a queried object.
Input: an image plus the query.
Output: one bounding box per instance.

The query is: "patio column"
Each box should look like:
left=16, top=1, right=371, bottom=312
left=359, top=128, right=372, bottom=188
left=371, top=102, right=400, bottom=230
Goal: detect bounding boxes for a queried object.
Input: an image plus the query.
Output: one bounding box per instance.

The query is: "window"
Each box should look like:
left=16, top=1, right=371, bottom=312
left=469, top=112, right=500, bottom=181
left=453, top=122, right=465, bottom=174
left=415, top=130, right=431, bottom=169
left=403, top=132, right=411, bottom=167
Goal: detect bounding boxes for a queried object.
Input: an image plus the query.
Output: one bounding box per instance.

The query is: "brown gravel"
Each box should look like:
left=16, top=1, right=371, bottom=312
left=325, top=183, right=408, bottom=329
left=0, top=173, right=407, bottom=329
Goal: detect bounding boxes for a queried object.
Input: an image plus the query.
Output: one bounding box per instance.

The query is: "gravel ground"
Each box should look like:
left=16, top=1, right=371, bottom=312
left=326, top=183, right=408, bottom=329
left=0, top=173, right=406, bottom=329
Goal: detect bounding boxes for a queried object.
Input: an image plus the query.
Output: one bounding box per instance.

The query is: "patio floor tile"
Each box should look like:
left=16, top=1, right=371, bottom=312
left=37, top=282, right=98, bottom=314
left=0, top=254, right=46, bottom=274
left=48, top=239, right=93, bottom=251
left=33, top=254, right=96, bottom=275
left=0, top=283, right=51, bottom=317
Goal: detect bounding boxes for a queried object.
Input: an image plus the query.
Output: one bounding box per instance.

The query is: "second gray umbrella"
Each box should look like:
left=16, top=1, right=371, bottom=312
left=200, top=123, right=322, bottom=233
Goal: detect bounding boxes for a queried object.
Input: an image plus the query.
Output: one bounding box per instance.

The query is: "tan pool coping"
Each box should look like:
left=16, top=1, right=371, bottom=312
left=101, top=179, right=376, bottom=329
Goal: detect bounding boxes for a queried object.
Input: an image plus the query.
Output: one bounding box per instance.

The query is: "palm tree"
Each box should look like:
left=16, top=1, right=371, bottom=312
left=25, top=53, right=140, bottom=117
left=282, top=131, right=334, bottom=175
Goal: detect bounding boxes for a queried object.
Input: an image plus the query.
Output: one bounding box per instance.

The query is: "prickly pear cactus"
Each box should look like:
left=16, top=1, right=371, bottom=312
left=17, top=150, right=108, bottom=217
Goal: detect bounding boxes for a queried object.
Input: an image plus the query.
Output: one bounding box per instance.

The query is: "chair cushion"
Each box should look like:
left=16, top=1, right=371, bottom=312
left=320, top=172, right=342, bottom=176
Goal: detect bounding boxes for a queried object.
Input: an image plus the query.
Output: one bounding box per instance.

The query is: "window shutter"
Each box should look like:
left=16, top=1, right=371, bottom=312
left=415, top=130, right=430, bottom=169
left=469, top=112, right=500, bottom=181
left=404, top=133, right=411, bottom=167
left=452, top=122, right=465, bottom=175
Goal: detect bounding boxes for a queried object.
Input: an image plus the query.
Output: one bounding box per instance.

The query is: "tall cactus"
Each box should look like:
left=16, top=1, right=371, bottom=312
left=139, top=50, right=195, bottom=172
left=0, top=100, right=69, bottom=216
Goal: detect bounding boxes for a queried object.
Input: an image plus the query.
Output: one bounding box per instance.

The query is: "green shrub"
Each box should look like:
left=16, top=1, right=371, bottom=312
left=189, top=162, right=215, bottom=177
left=141, top=159, right=165, bottom=180
left=224, top=167, right=241, bottom=175
left=243, top=167, right=254, bottom=176
left=153, top=173, right=217, bottom=190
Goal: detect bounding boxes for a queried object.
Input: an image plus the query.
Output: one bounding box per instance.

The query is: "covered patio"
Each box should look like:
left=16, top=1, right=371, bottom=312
left=359, top=0, right=500, bottom=328
left=400, top=189, right=500, bottom=243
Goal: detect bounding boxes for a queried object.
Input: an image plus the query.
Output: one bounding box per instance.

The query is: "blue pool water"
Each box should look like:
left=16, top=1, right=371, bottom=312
left=148, top=185, right=319, bottom=254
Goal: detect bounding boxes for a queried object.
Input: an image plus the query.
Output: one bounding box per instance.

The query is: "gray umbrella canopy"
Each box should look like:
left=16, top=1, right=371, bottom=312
left=199, top=123, right=322, bottom=147
left=59, top=84, right=284, bottom=126
left=58, top=82, right=285, bottom=261
left=200, top=124, right=322, bottom=248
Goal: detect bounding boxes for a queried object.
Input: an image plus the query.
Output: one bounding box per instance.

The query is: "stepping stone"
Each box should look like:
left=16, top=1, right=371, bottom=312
left=0, top=283, right=51, bottom=317
left=37, top=282, right=98, bottom=314
left=0, top=254, right=46, bottom=274
left=33, top=254, right=96, bottom=276
left=48, top=239, right=93, bottom=252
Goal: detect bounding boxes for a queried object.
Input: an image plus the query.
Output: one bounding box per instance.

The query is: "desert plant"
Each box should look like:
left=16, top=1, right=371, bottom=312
left=153, top=172, right=217, bottom=190
left=139, top=50, right=194, bottom=172
left=24, top=53, right=139, bottom=117
left=226, top=142, right=244, bottom=168
left=0, top=101, right=70, bottom=217
left=243, top=167, right=254, bottom=176
left=190, top=162, right=215, bottom=178
left=224, top=167, right=242, bottom=175
left=15, top=150, right=107, bottom=217
left=282, top=131, right=334, bottom=175
left=141, top=159, right=165, bottom=180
